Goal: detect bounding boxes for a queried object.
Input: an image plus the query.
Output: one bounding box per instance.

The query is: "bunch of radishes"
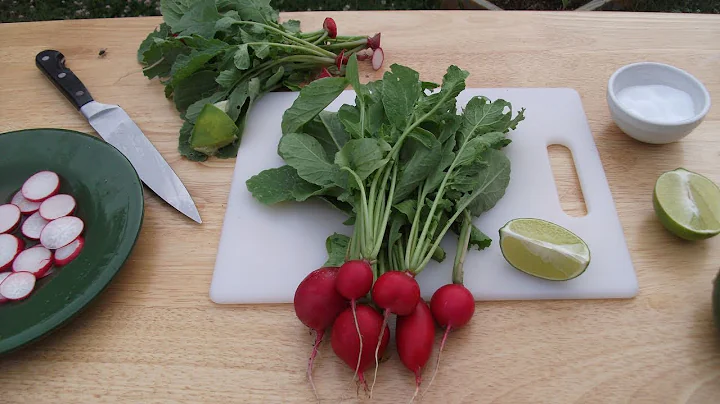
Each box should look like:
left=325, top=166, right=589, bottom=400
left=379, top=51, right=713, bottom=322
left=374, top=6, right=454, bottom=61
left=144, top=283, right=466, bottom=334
left=0, top=171, right=85, bottom=303
left=294, top=260, right=475, bottom=401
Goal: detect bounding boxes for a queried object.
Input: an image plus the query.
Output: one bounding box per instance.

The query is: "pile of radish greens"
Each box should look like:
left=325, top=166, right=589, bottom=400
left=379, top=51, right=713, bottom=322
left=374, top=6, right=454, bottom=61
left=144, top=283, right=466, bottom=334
left=137, top=0, right=382, bottom=161
left=246, top=54, right=525, bottom=400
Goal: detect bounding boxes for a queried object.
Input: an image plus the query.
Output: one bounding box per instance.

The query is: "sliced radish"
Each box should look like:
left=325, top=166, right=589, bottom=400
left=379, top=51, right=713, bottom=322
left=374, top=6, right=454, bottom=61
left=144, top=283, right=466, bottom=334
left=21, top=171, right=60, bottom=202
left=54, top=236, right=84, bottom=266
left=11, top=191, right=42, bottom=214
left=0, top=271, right=36, bottom=301
left=0, top=272, right=11, bottom=303
left=39, top=194, right=76, bottom=220
left=13, top=246, right=53, bottom=278
left=0, top=204, right=21, bottom=234
left=0, top=234, right=24, bottom=271
left=372, top=47, right=384, bottom=71
left=40, top=216, right=84, bottom=250
left=22, top=211, right=49, bottom=240
left=40, top=267, right=55, bottom=279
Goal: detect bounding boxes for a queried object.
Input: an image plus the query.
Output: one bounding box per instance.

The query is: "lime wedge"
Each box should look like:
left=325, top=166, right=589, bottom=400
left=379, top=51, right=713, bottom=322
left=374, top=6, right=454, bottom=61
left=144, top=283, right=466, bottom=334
left=499, top=218, right=590, bottom=281
left=653, top=168, right=720, bottom=240
left=713, top=269, right=720, bottom=332
left=190, top=103, right=238, bottom=156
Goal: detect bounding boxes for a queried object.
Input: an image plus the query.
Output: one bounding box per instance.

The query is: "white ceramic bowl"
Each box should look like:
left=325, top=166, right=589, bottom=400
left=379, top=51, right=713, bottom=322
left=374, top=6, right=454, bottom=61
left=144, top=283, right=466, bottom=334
left=607, top=62, right=711, bottom=144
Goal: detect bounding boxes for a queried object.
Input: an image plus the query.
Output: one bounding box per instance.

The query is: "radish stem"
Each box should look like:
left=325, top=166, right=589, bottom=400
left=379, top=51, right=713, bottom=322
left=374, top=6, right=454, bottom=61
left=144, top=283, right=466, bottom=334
left=321, top=38, right=368, bottom=50
left=243, top=42, right=330, bottom=57
left=227, top=20, right=336, bottom=58
left=453, top=210, right=473, bottom=284
left=312, top=32, right=328, bottom=45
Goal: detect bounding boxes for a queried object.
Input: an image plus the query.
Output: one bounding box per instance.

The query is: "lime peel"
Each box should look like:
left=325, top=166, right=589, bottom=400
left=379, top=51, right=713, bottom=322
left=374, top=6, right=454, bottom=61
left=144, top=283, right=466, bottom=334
left=190, top=103, right=239, bottom=156
left=653, top=168, right=720, bottom=240
left=499, top=218, right=590, bottom=281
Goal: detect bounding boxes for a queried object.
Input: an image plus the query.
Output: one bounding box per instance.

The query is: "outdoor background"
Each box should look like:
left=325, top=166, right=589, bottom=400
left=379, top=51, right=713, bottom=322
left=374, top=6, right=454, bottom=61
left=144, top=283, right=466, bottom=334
left=1, top=0, right=718, bottom=23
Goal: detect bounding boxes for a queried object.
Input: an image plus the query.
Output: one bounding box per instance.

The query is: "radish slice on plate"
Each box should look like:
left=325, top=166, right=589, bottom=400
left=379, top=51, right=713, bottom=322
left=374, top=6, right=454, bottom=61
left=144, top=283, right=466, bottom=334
left=0, top=204, right=21, bottom=234
left=39, top=194, right=76, bottom=221
left=22, top=211, right=49, bottom=240
left=21, top=171, right=60, bottom=202
left=40, top=267, right=55, bottom=279
left=0, top=234, right=24, bottom=271
left=0, top=272, right=11, bottom=303
left=0, top=271, right=36, bottom=301
left=40, top=216, right=84, bottom=249
left=11, top=191, right=42, bottom=214
left=13, top=246, right=53, bottom=278
left=54, top=236, right=84, bottom=266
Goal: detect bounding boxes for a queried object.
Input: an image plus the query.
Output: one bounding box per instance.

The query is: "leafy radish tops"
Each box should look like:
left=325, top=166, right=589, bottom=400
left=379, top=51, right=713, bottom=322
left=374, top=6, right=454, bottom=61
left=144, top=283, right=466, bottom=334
left=137, top=0, right=382, bottom=161
left=247, top=56, right=524, bottom=279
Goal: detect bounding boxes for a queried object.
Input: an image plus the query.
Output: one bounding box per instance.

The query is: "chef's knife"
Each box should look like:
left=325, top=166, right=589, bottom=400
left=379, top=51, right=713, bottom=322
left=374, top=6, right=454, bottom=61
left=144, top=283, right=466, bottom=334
left=35, top=49, right=202, bottom=224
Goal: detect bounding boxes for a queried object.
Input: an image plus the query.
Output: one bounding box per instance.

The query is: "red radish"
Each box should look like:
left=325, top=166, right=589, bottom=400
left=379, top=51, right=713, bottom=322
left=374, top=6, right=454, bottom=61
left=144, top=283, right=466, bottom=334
left=54, top=236, right=84, bottom=266
left=424, top=284, right=476, bottom=395
left=11, top=191, right=41, bottom=214
left=335, top=259, right=374, bottom=381
left=367, top=33, right=381, bottom=50
left=0, top=204, right=21, bottom=234
left=21, top=171, right=60, bottom=202
left=372, top=271, right=421, bottom=317
left=396, top=300, right=436, bottom=402
left=22, top=211, right=49, bottom=240
left=39, top=194, right=76, bottom=220
left=293, top=267, right=349, bottom=399
left=40, top=216, right=84, bottom=249
left=372, top=47, right=384, bottom=71
left=323, top=17, right=337, bottom=38
left=0, top=271, right=36, bottom=301
left=13, top=246, right=53, bottom=278
left=335, top=49, right=347, bottom=70
left=330, top=304, right=390, bottom=391
left=0, top=234, right=24, bottom=271
left=0, top=272, right=11, bottom=303
left=369, top=270, right=421, bottom=392
left=317, top=67, right=332, bottom=79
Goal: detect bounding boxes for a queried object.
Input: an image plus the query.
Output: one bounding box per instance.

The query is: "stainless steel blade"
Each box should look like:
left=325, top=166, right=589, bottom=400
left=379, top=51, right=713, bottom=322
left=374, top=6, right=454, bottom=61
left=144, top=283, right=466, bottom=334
left=80, top=101, right=202, bottom=223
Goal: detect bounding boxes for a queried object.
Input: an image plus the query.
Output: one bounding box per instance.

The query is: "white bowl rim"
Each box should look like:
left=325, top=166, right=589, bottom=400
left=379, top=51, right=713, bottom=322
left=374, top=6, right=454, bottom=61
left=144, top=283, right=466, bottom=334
left=607, top=61, right=711, bottom=127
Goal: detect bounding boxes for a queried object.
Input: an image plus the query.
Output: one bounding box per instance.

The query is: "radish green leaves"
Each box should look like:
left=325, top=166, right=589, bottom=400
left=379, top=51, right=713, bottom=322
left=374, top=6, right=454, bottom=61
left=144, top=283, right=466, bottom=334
left=138, top=0, right=381, bottom=161
left=247, top=56, right=525, bottom=280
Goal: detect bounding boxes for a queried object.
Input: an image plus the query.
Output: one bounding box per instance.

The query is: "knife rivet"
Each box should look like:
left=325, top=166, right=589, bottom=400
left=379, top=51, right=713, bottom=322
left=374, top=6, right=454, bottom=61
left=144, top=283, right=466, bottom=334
left=58, top=72, right=67, bottom=79
left=75, top=90, right=84, bottom=97
left=41, top=56, right=50, bottom=61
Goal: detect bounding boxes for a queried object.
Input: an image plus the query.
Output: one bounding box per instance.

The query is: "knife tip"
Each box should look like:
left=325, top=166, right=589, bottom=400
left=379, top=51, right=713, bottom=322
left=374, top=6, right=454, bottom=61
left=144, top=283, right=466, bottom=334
left=183, top=207, right=203, bottom=224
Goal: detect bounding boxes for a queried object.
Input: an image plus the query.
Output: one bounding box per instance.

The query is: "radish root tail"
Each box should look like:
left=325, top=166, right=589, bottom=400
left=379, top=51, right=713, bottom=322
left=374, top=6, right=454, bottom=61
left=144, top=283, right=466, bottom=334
left=307, top=329, right=324, bottom=401
left=351, top=299, right=363, bottom=383
left=421, top=326, right=450, bottom=400
left=409, top=373, right=421, bottom=403
left=369, top=308, right=390, bottom=398
left=358, top=372, right=369, bottom=393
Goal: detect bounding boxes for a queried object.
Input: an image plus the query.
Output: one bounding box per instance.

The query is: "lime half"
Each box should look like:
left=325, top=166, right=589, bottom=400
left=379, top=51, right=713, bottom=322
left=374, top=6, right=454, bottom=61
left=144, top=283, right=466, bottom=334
left=190, top=103, right=238, bottom=156
left=499, top=218, right=590, bottom=281
left=653, top=168, right=720, bottom=241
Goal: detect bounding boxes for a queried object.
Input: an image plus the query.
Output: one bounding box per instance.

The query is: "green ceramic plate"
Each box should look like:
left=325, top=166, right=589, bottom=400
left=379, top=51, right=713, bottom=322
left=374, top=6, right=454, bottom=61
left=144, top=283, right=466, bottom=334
left=0, top=128, right=144, bottom=355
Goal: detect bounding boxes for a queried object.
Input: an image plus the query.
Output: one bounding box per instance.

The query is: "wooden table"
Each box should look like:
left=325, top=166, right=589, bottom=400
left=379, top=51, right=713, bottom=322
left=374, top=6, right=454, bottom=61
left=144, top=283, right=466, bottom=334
left=1, top=11, right=719, bottom=404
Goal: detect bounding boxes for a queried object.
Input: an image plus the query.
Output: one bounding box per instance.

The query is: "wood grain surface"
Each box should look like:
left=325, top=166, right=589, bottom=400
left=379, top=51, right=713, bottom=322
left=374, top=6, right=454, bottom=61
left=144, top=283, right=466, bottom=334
left=1, top=11, right=719, bottom=404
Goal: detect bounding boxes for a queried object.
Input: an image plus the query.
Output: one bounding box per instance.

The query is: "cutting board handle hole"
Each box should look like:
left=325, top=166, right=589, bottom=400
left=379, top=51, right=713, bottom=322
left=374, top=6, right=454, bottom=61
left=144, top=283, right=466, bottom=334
left=548, top=144, right=587, bottom=217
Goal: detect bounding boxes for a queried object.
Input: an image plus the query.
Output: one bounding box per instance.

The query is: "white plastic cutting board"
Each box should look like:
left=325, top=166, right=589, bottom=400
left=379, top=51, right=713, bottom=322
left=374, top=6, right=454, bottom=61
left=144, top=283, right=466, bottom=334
left=209, top=88, right=638, bottom=304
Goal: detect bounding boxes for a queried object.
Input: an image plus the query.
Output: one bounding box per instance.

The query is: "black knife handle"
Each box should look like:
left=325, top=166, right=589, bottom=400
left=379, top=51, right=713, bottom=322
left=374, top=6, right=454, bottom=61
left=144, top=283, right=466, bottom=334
left=35, top=50, right=94, bottom=110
